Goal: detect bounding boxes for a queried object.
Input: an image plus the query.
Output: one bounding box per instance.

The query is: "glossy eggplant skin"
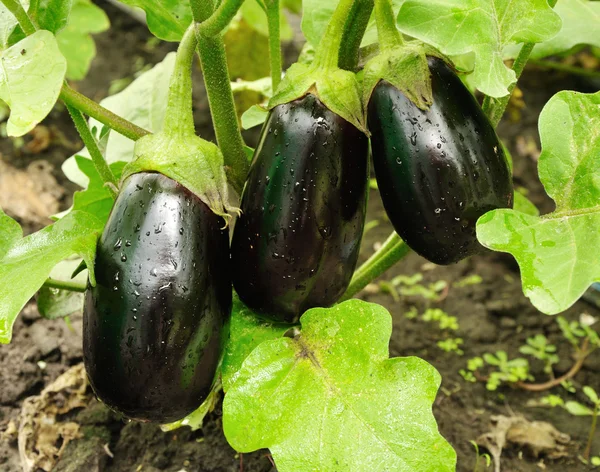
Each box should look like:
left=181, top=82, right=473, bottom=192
left=231, top=94, right=369, bottom=322
left=368, top=57, right=513, bottom=265
left=83, top=172, right=230, bottom=423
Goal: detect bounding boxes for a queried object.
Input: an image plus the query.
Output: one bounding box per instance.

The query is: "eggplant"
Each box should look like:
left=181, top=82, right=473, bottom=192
left=231, top=94, right=369, bottom=322
left=84, top=172, right=230, bottom=423
left=368, top=56, right=513, bottom=265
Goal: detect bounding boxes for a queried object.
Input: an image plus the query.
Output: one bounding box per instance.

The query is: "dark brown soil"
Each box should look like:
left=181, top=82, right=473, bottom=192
left=1, top=2, right=598, bottom=471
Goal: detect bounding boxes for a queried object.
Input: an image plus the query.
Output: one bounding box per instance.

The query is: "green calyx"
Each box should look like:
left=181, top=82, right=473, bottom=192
left=266, top=0, right=366, bottom=133
left=121, top=23, right=239, bottom=224
left=123, top=134, right=239, bottom=224
left=268, top=63, right=367, bottom=133
left=362, top=42, right=434, bottom=111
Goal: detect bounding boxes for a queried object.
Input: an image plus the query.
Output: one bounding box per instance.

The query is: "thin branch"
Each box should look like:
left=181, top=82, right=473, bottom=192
left=66, top=104, right=119, bottom=197
left=43, top=278, right=87, bottom=293
left=60, top=85, right=150, bottom=141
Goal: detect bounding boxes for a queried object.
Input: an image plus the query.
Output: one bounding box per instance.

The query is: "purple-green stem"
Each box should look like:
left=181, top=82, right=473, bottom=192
left=265, top=0, right=283, bottom=91
left=338, top=0, right=374, bottom=71
left=341, top=233, right=410, bottom=301
left=192, top=0, right=249, bottom=194
left=314, top=0, right=358, bottom=70
left=162, top=25, right=197, bottom=137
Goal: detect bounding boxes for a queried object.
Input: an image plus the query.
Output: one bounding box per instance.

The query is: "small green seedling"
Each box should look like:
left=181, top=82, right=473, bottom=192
left=469, top=440, right=492, bottom=471
left=565, top=386, right=600, bottom=461
left=379, top=273, right=448, bottom=301
left=519, top=334, right=558, bottom=374
left=437, top=338, right=464, bottom=355
left=463, top=316, right=599, bottom=392
left=453, top=275, right=483, bottom=288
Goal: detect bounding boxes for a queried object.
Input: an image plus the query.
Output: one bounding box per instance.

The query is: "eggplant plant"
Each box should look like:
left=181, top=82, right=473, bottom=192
left=0, top=0, right=599, bottom=470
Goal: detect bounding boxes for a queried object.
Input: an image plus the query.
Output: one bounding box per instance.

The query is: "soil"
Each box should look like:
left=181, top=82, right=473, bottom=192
left=1, top=2, right=599, bottom=472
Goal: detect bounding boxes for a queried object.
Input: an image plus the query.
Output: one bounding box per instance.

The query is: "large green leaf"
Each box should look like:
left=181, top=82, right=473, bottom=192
left=503, top=0, right=600, bottom=60
left=62, top=52, right=176, bottom=187
left=0, top=0, right=28, bottom=49
left=477, top=91, right=600, bottom=315
left=223, top=299, right=456, bottom=471
left=527, top=0, right=600, bottom=59
left=0, top=209, right=103, bottom=343
left=0, top=30, right=66, bottom=136
left=31, top=0, right=73, bottom=34
left=221, top=296, right=290, bottom=391
left=396, top=0, right=561, bottom=97
left=117, top=0, right=192, bottom=42
left=56, top=0, right=110, bottom=80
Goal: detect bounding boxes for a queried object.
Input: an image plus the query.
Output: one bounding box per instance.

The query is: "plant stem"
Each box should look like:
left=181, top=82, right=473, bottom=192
left=374, top=0, right=402, bottom=52
left=191, top=0, right=249, bottom=194
left=60, top=85, right=150, bottom=141
left=314, top=0, right=356, bottom=70
left=43, top=278, right=87, bottom=293
left=584, top=404, right=598, bottom=461
left=530, top=59, right=600, bottom=79
left=1, top=0, right=36, bottom=34
left=514, top=338, right=591, bottom=392
left=163, top=24, right=197, bottom=137
left=66, top=104, right=118, bottom=197
left=338, top=0, right=374, bottom=70
left=482, top=0, right=558, bottom=127
left=265, top=0, right=282, bottom=91
left=341, top=232, right=410, bottom=301
left=198, top=0, right=244, bottom=37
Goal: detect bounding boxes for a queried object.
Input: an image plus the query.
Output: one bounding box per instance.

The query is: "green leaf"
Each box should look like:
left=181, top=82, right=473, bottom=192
left=241, top=104, right=269, bottom=130
left=0, top=30, right=67, bottom=136
left=72, top=157, right=122, bottom=214
left=31, top=0, right=73, bottom=34
left=505, top=0, right=600, bottom=60
left=477, top=91, right=600, bottom=315
left=231, top=76, right=272, bottom=96
left=513, top=191, right=539, bottom=216
left=396, top=0, right=562, bottom=97
left=0, top=209, right=103, bottom=343
left=221, top=296, right=290, bottom=392
left=37, top=286, right=83, bottom=319
left=584, top=386, right=600, bottom=405
left=56, top=0, right=110, bottom=80
left=117, top=0, right=191, bottom=42
left=565, top=401, right=594, bottom=416
left=70, top=156, right=125, bottom=225
left=300, top=0, right=335, bottom=48
left=223, top=299, right=456, bottom=471
left=37, top=258, right=87, bottom=320
left=0, top=0, right=29, bottom=49
left=62, top=53, right=176, bottom=187
left=0, top=207, right=21, bottom=257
